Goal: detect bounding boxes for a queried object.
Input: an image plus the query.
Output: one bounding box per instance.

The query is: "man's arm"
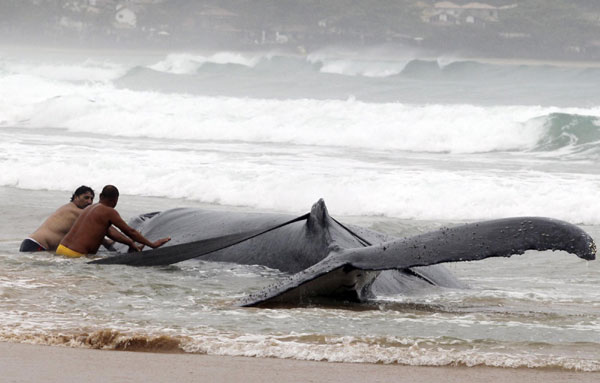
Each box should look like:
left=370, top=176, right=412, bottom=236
left=109, top=210, right=170, bottom=249
left=101, top=237, right=117, bottom=251
left=106, top=226, right=142, bottom=252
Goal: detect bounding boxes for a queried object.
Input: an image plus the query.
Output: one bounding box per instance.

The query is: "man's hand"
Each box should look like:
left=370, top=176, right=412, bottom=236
left=127, top=242, right=144, bottom=253
left=151, top=237, right=171, bottom=249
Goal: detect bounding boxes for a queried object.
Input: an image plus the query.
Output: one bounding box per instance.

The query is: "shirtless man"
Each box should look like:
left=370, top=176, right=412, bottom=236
left=20, top=186, right=96, bottom=252
left=56, top=185, right=171, bottom=258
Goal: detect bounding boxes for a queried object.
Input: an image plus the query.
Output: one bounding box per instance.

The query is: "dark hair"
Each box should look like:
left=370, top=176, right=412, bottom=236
left=71, top=185, right=95, bottom=202
left=100, top=185, right=119, bottom=200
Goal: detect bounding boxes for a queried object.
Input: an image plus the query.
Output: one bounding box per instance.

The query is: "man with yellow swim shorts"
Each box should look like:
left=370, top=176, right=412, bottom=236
left=57, top=185, right=170, bottom=257
left=55, top=244, right=86, bottom=258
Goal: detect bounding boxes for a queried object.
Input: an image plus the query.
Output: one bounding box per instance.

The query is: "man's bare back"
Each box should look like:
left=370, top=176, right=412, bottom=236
left=29, top=202, right=86, bottom=250
left=21, top=187, right=95, bottom=252
left=58, top=185, right=170, bottom=257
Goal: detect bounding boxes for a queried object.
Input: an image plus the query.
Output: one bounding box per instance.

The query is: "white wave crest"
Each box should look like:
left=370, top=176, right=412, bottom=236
left=316, top=58, right=409, bottom=77
left=149, top=52, right=263, bottom=74
left=6, top=73, right=597, bottom=153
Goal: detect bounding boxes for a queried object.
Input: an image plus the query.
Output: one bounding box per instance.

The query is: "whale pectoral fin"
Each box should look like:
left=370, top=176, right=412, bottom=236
left=89, top=213, right=310, bottom=267
left=239, top=258, right=363, bottom=307
left=90, top=230, right=261, bottom=266
left=241, top=217, right=596, bottom=307
left=345, top=217, right=595, bottom=271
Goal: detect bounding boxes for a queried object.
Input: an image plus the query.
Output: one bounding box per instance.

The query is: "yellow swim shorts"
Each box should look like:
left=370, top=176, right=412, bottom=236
left=56, top=244, right=85, bottom=258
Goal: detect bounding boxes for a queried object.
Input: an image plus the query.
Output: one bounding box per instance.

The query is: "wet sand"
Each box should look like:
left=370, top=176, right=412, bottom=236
left=2, top=342, right=599, bottom=383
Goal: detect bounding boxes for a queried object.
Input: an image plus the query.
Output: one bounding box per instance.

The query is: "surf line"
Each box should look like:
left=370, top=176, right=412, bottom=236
left=90, top=213, right=311, bottom=266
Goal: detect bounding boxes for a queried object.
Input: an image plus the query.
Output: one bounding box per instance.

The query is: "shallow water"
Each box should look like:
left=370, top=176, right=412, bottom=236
left=0, top=188, right=598, bottom=370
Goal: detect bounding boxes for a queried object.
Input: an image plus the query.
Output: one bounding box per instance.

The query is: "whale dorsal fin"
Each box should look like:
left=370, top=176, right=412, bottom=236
left=307, top=198, right=333, bottom=232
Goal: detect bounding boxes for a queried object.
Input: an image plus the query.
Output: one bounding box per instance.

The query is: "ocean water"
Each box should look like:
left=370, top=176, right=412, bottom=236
left=0, top=45, right=599, bottom=371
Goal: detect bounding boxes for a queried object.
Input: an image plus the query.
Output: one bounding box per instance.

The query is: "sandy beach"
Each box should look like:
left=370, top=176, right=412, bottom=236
left=1, top=341, right=598, bottom=383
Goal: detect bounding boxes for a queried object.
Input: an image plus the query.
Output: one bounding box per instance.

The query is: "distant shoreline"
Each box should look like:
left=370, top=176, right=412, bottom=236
left=454, top=56, right=600, bottom=68
left=2, top=42, right=600, bottom=69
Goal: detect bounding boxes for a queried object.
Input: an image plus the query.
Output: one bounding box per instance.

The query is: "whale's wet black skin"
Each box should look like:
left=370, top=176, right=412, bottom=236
left=91, top=199, right=596, bottom=307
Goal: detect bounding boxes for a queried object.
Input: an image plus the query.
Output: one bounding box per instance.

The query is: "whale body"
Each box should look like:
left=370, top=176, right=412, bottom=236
left=91, top=199, right=596, bottom=307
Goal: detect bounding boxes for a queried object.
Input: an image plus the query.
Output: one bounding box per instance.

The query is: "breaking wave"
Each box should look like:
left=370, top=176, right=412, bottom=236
left=534, top=113, right=600, bottom=154
left=2, top=329, right=598, bottom=371
left=144, top=50, right=600, bottom=83
left=2, top=72, right=599, bottom=156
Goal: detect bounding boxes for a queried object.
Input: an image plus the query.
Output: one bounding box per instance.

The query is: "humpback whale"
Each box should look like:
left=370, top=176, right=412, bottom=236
left=91, top=199, right=596, bottom=307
